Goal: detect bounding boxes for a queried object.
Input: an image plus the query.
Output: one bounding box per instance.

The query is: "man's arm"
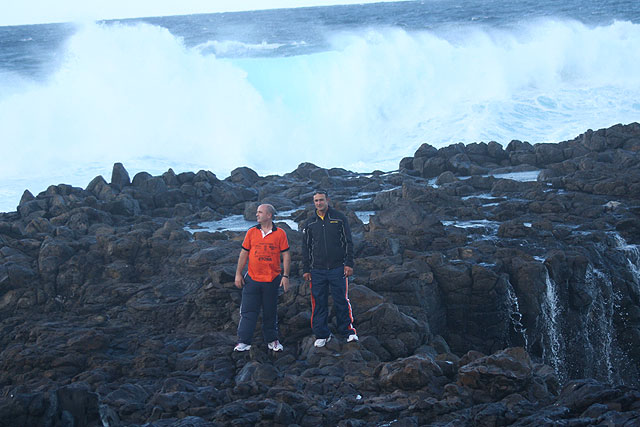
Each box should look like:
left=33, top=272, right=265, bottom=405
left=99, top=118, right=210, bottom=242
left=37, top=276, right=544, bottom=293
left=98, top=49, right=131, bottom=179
left=280, top=250, right=291, bottom=291
left=234, top=249, right=249, bottom=289
left=302, top=224, right=312, bottom=282
left=341, top=213, right=354, bottom=277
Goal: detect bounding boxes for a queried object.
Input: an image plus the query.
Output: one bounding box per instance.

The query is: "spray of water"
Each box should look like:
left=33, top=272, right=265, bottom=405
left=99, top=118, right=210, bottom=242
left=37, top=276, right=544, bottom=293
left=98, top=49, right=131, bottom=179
left=1, top=19, right=640, bottom=211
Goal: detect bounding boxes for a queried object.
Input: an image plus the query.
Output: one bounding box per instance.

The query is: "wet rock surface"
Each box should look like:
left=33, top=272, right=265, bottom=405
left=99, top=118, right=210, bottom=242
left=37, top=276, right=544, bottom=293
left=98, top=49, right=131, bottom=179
left=1, top=123, right=640, bottom=426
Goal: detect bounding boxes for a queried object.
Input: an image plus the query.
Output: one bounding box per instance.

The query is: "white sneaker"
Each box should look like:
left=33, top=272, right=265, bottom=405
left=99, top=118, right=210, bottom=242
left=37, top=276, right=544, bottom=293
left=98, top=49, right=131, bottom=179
left=234, top=343, right=251, bottom=352
left=314, top=336, right=331, bottom=347
left=268, top=340, right=283, bottom=352
left=347, top=334, right=359, bottom=343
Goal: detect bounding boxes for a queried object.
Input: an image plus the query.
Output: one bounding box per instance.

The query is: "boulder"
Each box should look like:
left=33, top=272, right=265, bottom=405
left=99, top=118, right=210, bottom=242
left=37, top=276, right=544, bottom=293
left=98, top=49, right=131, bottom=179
left=111, top=162, right=131, bottom=190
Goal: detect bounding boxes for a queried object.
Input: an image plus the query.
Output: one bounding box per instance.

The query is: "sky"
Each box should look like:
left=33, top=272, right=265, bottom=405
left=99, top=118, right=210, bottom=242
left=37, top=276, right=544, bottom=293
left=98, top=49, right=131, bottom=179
left=0, top=0, right=405, bottom=26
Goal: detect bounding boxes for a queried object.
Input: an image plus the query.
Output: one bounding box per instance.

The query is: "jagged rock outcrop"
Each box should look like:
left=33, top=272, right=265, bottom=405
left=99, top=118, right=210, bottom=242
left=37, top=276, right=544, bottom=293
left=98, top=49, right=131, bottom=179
left=1, top=123, right=640, bottom=425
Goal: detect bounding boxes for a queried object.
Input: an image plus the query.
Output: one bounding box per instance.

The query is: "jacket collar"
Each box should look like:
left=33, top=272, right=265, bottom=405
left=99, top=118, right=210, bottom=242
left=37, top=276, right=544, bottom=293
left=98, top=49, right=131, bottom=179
left=317, top=205, right=333, bottom=219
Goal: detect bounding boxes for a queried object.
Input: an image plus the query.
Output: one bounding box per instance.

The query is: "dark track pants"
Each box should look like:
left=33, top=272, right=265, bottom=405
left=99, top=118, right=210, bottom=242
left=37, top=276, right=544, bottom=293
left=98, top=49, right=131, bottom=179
left=237, top=274, right=280, bottom=344
left=310, top=266, right=356, bottom=339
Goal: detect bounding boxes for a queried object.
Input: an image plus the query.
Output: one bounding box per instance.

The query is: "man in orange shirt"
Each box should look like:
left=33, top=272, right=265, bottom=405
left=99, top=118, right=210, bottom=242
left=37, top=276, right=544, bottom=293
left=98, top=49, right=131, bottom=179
left=234, top=203, right=291, bottom=352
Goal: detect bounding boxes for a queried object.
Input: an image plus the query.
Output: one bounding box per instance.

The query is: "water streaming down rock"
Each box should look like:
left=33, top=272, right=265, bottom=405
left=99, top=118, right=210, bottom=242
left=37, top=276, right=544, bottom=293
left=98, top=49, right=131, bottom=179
left=538, top=232, right=640, bottom=386
left=608, top=232, right=640, bottom=384
left=612, top=232, right=640, bottom=290
left=583, top=266, right=616, bottom=384
left=541, top=268, right=566, bottom=383
left=506, top=279, right=528, bottom=349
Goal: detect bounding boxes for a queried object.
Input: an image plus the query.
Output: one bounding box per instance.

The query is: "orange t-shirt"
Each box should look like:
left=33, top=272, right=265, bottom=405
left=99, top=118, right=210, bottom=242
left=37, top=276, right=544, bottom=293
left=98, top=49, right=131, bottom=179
left=242, top=225, right=289, bottom=282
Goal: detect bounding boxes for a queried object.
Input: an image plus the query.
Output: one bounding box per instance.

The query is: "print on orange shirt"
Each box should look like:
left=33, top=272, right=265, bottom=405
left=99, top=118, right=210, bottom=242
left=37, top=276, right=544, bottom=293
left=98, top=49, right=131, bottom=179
left=242, top=226, right=289, bottom=282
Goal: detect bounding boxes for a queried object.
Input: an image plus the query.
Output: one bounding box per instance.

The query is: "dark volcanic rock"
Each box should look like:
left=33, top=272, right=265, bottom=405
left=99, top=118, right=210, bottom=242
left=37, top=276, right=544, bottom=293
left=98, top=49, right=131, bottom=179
left=110, top=162, right=131, bottom=190
left=1, top=122, right=640, bottom=426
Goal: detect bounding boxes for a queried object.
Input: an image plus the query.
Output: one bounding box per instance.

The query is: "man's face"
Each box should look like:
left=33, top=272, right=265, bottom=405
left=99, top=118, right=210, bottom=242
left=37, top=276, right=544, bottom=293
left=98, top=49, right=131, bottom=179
left=256, top=205, right=271, bottom=223
left=313, top=193, right=329, bottom=213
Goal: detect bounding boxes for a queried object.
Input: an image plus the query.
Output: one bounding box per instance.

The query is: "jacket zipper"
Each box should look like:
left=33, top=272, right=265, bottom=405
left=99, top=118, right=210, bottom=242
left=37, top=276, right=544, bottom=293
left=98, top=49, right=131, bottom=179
left=321, top=216, right=329, bottom=268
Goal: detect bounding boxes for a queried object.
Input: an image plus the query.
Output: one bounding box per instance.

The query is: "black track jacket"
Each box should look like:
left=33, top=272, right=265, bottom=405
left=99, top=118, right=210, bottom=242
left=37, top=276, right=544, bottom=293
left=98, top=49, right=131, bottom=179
left=302, top=206, right=354, bottom=273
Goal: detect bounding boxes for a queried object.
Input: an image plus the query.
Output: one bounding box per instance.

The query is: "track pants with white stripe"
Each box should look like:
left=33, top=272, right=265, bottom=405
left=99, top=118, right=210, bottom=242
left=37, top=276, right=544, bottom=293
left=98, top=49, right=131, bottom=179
left=237, top=274, right=280, bottom=344
left=309, top=266, right=356, bottom=339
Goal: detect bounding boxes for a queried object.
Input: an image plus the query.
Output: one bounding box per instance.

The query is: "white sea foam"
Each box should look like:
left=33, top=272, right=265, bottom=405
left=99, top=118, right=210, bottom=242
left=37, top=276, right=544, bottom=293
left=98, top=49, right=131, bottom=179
left=355, top=211, right=375, bottom=224
left=441, top=219, right=500, bottom=231
left=185, top=214, right=299, bottom=233
left=490, top=171, right=541, bottom=182
left=194, top=39, right=286, bottom=56
left=1, top=19, right=640, bottom=212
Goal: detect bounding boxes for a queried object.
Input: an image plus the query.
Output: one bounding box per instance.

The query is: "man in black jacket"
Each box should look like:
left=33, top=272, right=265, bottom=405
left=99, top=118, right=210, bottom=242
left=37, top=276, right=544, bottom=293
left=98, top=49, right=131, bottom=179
left=302, top=190, right=358, bottom=347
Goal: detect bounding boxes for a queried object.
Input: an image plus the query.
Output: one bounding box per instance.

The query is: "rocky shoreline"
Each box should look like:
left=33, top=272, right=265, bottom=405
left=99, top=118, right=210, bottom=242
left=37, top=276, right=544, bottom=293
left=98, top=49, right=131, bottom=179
left=1, top=122, right=640, bottom=426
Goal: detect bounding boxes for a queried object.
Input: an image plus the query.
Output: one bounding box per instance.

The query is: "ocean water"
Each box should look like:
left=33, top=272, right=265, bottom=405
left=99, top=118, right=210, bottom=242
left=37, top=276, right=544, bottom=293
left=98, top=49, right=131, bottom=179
left=1, top=0, right=640, bottom=213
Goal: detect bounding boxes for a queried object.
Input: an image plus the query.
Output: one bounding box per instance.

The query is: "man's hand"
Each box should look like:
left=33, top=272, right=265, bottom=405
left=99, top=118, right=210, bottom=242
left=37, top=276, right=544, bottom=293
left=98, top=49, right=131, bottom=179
left=235, top=249, right=249, bottom=289
left=344, top=266, right=353, bottom=277
left=234, top=273, right=244, bottom=289
left=303, top=272, right=312, bottom=282
left=280, top=276, right=289, bottom=292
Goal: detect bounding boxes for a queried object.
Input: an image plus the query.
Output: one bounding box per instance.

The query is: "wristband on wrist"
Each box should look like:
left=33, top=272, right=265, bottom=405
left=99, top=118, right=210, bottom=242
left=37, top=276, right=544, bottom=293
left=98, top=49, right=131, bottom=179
left=282, top=275, right=289, bottom=278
